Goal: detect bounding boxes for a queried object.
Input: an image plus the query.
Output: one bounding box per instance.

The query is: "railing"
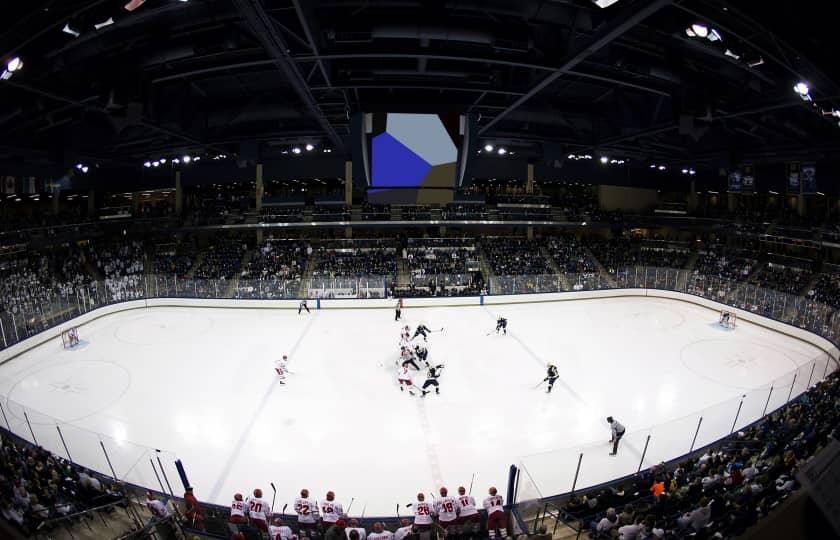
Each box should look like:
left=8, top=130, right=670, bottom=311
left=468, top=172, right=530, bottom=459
left=1, top=267, right=838, bottom=530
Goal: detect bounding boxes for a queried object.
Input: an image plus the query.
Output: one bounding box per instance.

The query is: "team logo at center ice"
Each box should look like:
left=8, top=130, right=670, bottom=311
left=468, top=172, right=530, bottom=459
left=725, top=353, right=755, bottom=369
left=48, top=378, right=85, bottom=395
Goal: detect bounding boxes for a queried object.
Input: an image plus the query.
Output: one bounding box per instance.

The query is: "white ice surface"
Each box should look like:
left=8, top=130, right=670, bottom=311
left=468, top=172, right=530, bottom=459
left=0, top=297, right=827, bottom=515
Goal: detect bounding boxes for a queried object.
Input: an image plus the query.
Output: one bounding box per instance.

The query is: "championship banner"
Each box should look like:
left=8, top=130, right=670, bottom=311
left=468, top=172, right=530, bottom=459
left=801, top=162, right=817, bottom=193
left=741, top=163, right=755, bottom=193
left=728, top=170, right=742, bottom=192
left=787, top=162, right=800, bottom=193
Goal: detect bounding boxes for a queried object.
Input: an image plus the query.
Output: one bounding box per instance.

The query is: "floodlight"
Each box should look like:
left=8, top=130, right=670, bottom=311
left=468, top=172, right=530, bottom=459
left=685, top=28, right=696, bottom=38
left=292, top=147, right=302, bottom=154
left=172, top=158, right=180, bottom=164
left=690, top=24, right=709, bottom=38
left=497, top=147, right=507, bottom=155
left=707, top=29, right=722, bottom=42
left=152, top=161, right=160, bottom=167
left=724, top=49, right=740, bottom=60
left=305, top=143, right=314, bottom=151
left=159, top=158, right=167, bottom=164
left=600, top=156, right=609, bottom=164
left=62, top=23, right=81, bottom=37
left=7, top=57, right=22, bottom=72
left=793, top=82, right=810, bottom=96
left=143, top=161, right=151, bottom=168
left=485, top=144, right=494, bottom=152
left=75, top=163, right=83, bottom=170
left=81, top=166, right=89, bottom=173
left=681, top=168, right=688, bottom=174
left=658, top=165, right=666, bottom=171
left=182, top=156, right=191, bottom=164
left=591, top=0, right=621, bottom=7
left=193, top=156, right=200, bottom=161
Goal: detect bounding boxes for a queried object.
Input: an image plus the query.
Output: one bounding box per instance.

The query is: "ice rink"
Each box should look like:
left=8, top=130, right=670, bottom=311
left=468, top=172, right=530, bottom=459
left=0, top=296, right=831, bottom=515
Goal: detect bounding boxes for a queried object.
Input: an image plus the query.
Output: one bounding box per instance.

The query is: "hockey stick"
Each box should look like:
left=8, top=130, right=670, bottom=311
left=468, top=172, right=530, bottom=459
left=396, top=504, right=400, bottom=518
left=532, top=379, right=547, bottom=389
left=281, top=502, right=288, bottom=515
left=360, top=503, right=367, bottom=518
left=346, top=497, right=355, bottom=515
left=270, top=482, right=277, bottom=514
left=468, top=473, right=475, bottom=495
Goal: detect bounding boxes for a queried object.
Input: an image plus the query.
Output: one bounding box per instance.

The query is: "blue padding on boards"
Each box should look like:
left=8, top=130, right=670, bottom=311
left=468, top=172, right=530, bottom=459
left=480, top=294, right=484, bottom=305
left=175, top=459, right=190, bottom=491
left=316, top=298, right=321, bottom=310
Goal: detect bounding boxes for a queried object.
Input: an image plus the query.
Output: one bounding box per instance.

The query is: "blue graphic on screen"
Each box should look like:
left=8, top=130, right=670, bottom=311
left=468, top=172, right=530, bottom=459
left=371, top=113, right=458, bottom=189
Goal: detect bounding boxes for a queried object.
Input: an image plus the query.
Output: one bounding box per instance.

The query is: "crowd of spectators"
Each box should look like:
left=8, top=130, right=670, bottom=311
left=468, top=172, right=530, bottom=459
left=312, top=248, right=396, bottom=279
left=807, top=271, right=840, bottom=309
left=482, top=238, right=553, bottom=275
left=569, top=371, right=839, bottom=539
left=401, top=206, right=432, bottom=221
left=193, top=239, right=247, bottom=280
left=313, top=205, right=351, bottom=222
left=749, top=264, right=812, bottom=296
left=694, top=243, right=757, bottom=282
left=442, top=204, right=487, bottom=220
left=261, top=206, right=304, bottom=223
left=1, top=431, right=127, bottom=536
left=407, top=247, right=474, bottom=278
left=86, top=241, right=145, bottom=302
left=152, top=243, right=196, bottom=278
left=237, top=241, right=311, bottom=298
left=361, top=203, right=391, bottom=221
left=546, top=237, right=595, bottom=274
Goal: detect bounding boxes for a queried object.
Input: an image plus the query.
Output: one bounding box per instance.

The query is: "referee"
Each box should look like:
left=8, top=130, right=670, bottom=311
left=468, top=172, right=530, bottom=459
left=607, top=416, right=625, bottom=456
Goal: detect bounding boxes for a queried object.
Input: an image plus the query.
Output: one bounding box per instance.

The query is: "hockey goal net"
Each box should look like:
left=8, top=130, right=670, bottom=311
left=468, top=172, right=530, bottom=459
left=60, top=328, right=80, bottom=348
left=719, top=310, right=737, bottom=329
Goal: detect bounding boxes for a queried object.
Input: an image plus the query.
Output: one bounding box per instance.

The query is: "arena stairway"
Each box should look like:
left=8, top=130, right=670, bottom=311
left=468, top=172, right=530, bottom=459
left=583, top=247, right=617, bottom=288
left=477, top=249, right=498, bottom=293
left=683, top=250, right=699, bottom=271
left=226, top=249, right=255, bottom=297
left=396, top=257, right=412, bottom=287
left=184, top=250, right=208, bottom=279
left=540, top=246, right=571, bottom=291
left=298, top=251, right=319, bottom=298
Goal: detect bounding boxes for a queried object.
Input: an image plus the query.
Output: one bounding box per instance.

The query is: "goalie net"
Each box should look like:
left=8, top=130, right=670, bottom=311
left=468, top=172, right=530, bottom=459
left=61, top=328, right=80, bottom=348
left=719, top=310, right=737, bottom=329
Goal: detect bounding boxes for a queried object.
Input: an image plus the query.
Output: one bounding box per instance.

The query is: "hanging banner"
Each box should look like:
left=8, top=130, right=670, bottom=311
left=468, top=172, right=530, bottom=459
left=741, top=163, right=755, bottom=193
left=728, top=170, right=742, bottom=192
left=787, top=162, right=800, bottom=193
left=801, top=162, right=817, bottom=193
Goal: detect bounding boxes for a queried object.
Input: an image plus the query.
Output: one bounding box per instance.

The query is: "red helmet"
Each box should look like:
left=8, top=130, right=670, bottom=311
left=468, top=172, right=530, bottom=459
left=234, top=493, right=243, bottom=501
left=254, top=488, right=263, bottom=498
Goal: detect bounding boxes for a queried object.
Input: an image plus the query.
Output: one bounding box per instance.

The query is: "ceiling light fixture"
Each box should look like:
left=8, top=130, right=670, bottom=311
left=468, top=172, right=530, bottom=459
left=600, top=156, right=609, bottom=164
left=305, top=143, right=314, bottom=151
left=497, top=148, right=507, bottom=155
left=1, top=56, right=23, bottom=80
left=292, top=147, right=302, bottom=154
left=62, top=23, right=80, bottom=37
left=143, top=161, right=151, bottom=168
left=94, top=17, right=114, bottom=30
left=484, top=144, right=494, bottom=152
left=690, top=24, right=709, bottom=38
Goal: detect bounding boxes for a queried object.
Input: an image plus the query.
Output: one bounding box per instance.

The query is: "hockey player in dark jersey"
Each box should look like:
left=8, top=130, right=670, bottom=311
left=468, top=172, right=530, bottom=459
left=413, top=323, right=431, bottom=341
left=414, top=344, right=429, bottom=366
left=544, top=363, right=559, bottom=393
left=495, top=317, right=508, bottom=335
left=421, top=364, right=444, bottom=396
left=400, top=346, right=421, bottom=370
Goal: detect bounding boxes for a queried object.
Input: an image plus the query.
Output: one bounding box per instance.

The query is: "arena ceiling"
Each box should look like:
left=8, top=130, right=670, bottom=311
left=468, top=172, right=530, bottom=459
left=0, top=0, right=838, bottom=172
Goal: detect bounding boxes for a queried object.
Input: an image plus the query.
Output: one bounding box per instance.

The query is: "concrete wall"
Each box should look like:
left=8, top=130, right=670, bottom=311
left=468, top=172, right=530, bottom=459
left=598, top=185, right=660, bottom=212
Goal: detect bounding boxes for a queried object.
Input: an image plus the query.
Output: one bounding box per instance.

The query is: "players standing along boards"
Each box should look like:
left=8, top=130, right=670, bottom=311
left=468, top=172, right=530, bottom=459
left=295, top=489, right=320, bottom=538
left=413, top=493, right=435, bottom=534
left=246, top=488, right=271, bottom=533
left=483, top=487, right=508, bottom=539
left=456, top=486, right=480, bottom=539
left=543, top=364, right=559, bottom=393
left=320, top=491, right=344, bottom=528
left=421, top=364, right=444, bottom=397
left=434, top=487, right=458, bottom=537
left=299, top=299, right=311, bottom=315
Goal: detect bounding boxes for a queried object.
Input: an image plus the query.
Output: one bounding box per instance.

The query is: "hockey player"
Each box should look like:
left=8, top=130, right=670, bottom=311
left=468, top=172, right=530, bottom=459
left=299, top=299, right=311, bottom=315
left=483, top=487, right=508, bottom=539
left=412, top=323, right=431, bottom=342
left=413, top=493, right=435, bottom=533
left=67, top=327, right=80, bottom=346
left=544, top=363, right=559, bottom=393
left=269, top=517, right=295, bottom=540
left=275, top=355, right=289, bottom=384
left=414, top=344, right=429, bottom=366
left=346, top=518, right=367, bottom=540
left=394, top=519, right=413, bottom=540
left=495, top=317, right=508, bottom=335
left=320, top=491, right=344, bottom=528
left=421, top=364, right=444, bottom=397
left=434, top=487, right=459, bottom=536
left=397, top=366, right=416, bottom=395
left=456, top=487, right=480, bottom=539
left=395, top=298, right=403, bottom=321
left=247, top=488, right=272, bottom=533
left=607, top=416, right=626, bottom=456
left=294, top=489, right=320, bottom=538
left=400, top=347, right=420, bottom=370
left=368, top=522, right=394, bottom=540
left=229, top=492, right=247, bottom=526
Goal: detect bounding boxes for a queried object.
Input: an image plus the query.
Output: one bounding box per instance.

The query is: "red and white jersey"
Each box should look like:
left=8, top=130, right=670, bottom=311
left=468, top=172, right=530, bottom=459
left=147, top=499, right=169, bottom=518
left=413, top=501, right=435, bottom=525
left=294, top=497, right=320, bottom=523
left=346, top=527, right=367, bottom=540
left=230, top=499, right=247, bottom=520
left=268, top=524, right=295, bottom=540
left=397, top=366, right=413, bottom=383
left=456, top=494, right=478, bottom=517
left=483, top=495, right=504, bottom=515
left=435, top=496, right=458, bottom=522
left=275, top=359, right=287, bottom=375
left=394, top=526, right=413, bottom=540
left=247, top=496, right=271, bottom=522
left=368, top=531, right=394, bottom=540
left=320, top=500, right=343, bottom=523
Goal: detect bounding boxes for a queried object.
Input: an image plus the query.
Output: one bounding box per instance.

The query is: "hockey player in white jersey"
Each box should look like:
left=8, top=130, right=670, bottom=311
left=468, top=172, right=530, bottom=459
left=246, top=488, right=272, bottom=533
left=229, top=492, right=247, bottom=526
left=434, top=487, right=459, bottom=535
left=483, top=487, right=507, bottom=539
left=269, top=517, right=296, bottom=540
left=367, top=522, right=394, bottom=540
left=320, top=491, right=344, bottom=527
left=397, top=365, right=416, bottom=395
left=295, top=488, right=320, bottom=537
left=394, top=518, right=413, bottom=540
left=346, top=518, right=367, bottom=540
left=413, top=493, right=435, bottom=532
left=456, top=486, right=480, bottom=538
left=275, top=355, right=289, bottom=384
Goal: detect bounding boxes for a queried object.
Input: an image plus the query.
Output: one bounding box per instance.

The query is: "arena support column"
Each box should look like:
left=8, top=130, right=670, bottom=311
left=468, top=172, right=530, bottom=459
left=256, top=163, right=264, bottom=244
left=175, top=170, right=183, bottom=216
left=87, top=189, right=95, bottom=217
left=345, top=160, right=353, bottom=238
left=526, top=163, right=534, bottom=194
